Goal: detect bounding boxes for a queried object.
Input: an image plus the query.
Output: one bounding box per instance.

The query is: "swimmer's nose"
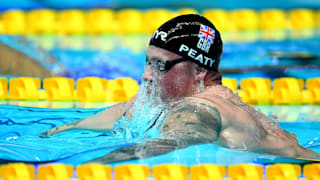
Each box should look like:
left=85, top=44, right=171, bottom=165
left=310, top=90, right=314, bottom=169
left=142, top=65, right=153, bottom=81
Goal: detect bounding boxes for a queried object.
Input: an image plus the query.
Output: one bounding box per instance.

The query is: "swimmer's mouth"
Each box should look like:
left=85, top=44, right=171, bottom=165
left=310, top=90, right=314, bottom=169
left=146, top=86, right=152, bottom=94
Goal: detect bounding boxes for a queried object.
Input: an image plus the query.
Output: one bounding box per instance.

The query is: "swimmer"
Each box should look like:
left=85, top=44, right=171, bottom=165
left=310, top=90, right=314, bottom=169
left=41, top=14, right=320, bottom=163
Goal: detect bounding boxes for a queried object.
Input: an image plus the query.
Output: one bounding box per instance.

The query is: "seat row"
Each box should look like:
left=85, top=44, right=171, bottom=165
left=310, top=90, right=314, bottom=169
left=0, top=77, right=139, bottom=103
left=0, top=8, right=319, bottom=35
left=222, top=77, right=320, bottom=105
left=0, top=163, right=319, bottom=180
left=0, top=77, right=319, bottom=105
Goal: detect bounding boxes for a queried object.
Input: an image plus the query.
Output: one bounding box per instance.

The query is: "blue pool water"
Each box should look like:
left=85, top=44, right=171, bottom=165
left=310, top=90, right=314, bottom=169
left=0, top=32, right=320, bottom=166
left=0, top=104, right=320, bottom=166
left=2, top=32, right=320, bottom=82
left=51, top=35, right=320, bottom=82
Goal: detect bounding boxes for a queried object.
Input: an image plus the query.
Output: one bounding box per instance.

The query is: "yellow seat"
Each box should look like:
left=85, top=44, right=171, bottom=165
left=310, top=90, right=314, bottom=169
left=202, top=9, right=237, bottom=32
left=309, top=88, right=320, bottom=105
left=115, top=164, right=149, bottom=180
left=306, top=78, right=320, bottom=104
left=190, top=164, right=226, bottom=180
left=307, top=78, right=320, bottom=89
left=229, top=9, right=259, bottom=31
left=289, top=9, right=315, bottom=30
left=273, top=77, right=304, bottom=105
left=153, top=164, right=188, bottom=180
left=0, top=78, right=8, bottom=100
left=259, top=9, right=287, bottom=40
left=259, top=9, right=287, bottom=30
left=0, top=20, right=4, bottom=34
left=77, top=163, right=112, bottom=180
left=304, top=164, right=320, bottom=180
left=175, top=8, right=198, bottom=16
left=117, top=9, right=144, bottom=34
left=118, top=77, right=139, bottom=100
left=26, top=9, right=56, bottom=34
left=266, top=163, right=301, bottom=180
left=0, top=163, right=34, bottom=180
left=301, top=89, right=315, bottom=104
left=236, top=89, right=249, bottom=103
left=76, top=77, right=108, bottom=102
left=1, top=10, right=26, bottom=34
left=57, top=9, right=85, bottom=34
left=38, top=164, right=73, bottom=180
left=43, top=77, right=75, bottom=101
left=222, top=78, right=238, bottom=92
left=316, top=10, right=320, bottom=28
left=106, top=78, right=128, bottom=103
left=144, top=9, right=174, bottom=33
left=228, top=164, right=263, bottom=180
left=86, top=9, right=116, bottom=34
left=9, top=77, right=42, bottom=100
left=240, top=78, right=272, bottom=105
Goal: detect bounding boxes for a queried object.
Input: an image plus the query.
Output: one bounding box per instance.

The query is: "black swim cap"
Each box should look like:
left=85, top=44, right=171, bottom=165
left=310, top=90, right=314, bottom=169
left=149, top=14, right=223, bottom=72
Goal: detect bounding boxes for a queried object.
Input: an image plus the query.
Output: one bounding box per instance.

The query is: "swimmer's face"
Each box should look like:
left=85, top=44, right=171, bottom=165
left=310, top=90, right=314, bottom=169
left=142, top=45, right=197, bottom=102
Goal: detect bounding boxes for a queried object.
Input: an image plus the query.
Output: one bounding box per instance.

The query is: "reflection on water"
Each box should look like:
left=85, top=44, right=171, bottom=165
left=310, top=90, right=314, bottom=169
left=256, top=106, right=320, bottom=122
left=1, top=99, right=320, bottom=122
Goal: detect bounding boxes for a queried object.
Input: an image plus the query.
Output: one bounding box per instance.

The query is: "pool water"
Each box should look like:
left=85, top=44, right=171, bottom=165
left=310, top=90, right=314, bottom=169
left=2, top=32, right=320, bottom=82
left=51, top=35, right=320, bottom=81
left=0, top=32, right=320, bottom=166
left=0, top=104, right=320, bottom=166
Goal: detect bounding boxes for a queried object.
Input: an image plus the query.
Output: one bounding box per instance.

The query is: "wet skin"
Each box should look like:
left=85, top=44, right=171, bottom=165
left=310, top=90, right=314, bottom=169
left=42, top=46, right=320, bottom=163
left=89, top=85, right=320, bottom=164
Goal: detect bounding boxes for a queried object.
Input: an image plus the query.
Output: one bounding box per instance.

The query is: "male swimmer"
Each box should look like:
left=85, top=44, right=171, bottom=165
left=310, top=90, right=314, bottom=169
left=42, top=14, right=320, bottom=163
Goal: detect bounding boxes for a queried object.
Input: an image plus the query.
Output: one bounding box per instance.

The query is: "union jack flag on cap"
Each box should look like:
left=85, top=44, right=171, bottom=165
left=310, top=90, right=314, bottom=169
left=199, top=24, right=215, bottom=44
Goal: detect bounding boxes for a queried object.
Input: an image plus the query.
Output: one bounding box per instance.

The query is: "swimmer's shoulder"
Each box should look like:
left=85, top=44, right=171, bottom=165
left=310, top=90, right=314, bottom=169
left=166, top=96, right=222, bottom=126
left=192, top=85, right=244, bottom=110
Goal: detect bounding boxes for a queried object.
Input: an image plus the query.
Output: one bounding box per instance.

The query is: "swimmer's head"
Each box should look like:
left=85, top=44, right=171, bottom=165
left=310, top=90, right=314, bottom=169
left=142, top=14, right=223, bottom=102
left=149, top=14, right=223, bottom=72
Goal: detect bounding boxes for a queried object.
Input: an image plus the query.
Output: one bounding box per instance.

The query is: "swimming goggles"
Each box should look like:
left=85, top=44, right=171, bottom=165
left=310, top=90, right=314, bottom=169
left=145, top=57, right=186, bottom=73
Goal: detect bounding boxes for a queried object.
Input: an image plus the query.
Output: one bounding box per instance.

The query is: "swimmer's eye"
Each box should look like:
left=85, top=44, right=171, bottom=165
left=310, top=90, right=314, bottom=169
left=145, top=57, right=187, bottom=73
left=157, top=60, right=166, bottom=72
left=145, top=58, right=166, bottom=72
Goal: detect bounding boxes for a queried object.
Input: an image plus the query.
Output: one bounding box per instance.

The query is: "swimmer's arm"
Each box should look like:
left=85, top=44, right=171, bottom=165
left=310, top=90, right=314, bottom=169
left=89, top=102, right=221, bottom=164
left=40, top=95, right=137, bottom=136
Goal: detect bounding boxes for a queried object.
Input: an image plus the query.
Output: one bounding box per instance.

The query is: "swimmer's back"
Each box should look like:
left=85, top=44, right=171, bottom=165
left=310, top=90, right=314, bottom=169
left=190, top=85, right=269, bottom=150
left=189, top=85, right=320, bottom=158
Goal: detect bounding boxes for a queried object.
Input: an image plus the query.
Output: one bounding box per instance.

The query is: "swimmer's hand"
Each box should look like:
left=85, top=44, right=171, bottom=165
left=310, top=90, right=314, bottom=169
left=40, top=120, right=81, bottom=136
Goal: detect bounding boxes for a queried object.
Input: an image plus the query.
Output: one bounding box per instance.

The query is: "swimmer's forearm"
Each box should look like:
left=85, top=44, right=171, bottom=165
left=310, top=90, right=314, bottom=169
left=41, top=103, right=124, bottom=135
left=76, top=95, right=137, bottom=130
left=76, top=103, right=124, bottom=130
left=89, top=139, right=179, bottom=164
left=41, top=95, right=137, bottom=135
left=40, top=117, right=115, bottom=136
